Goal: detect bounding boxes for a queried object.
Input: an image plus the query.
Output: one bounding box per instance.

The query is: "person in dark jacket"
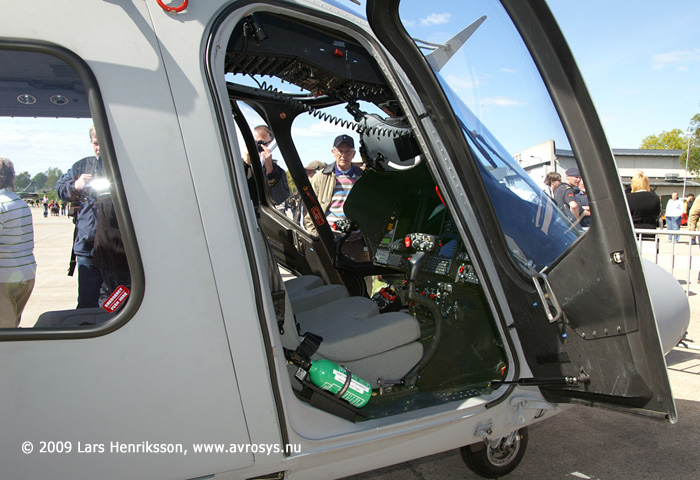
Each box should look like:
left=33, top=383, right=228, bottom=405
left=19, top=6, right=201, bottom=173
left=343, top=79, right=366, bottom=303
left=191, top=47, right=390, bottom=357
left=686, top=194, right=696, bottom=244
left=252, top=125, right=290, bottom=207
left=56, top=126, right=104, bottom=308
left=553, top=167, right=582, bottom=225
left=576, top=178, right=591, bottom=228
left=626, top=171, right=660, bottom=235
left=93, top=192, right=130, bottom=309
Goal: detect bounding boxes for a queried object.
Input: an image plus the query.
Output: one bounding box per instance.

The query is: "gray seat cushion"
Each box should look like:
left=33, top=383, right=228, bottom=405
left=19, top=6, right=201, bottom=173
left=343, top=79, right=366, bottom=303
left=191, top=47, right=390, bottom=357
left=297, top=297, right=420, bottom=362
left=34, top=308, right=114, bottom=327
left=268, top=250, right=422, bottom=390
left=284, top=275, right=349, bottom=314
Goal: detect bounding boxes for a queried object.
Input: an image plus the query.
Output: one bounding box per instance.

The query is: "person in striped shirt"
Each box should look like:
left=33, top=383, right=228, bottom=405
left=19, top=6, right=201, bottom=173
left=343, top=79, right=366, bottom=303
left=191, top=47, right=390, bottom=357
left=0, top=158, right=36, bottom=328
left=304, top=135, right=368, bottom=262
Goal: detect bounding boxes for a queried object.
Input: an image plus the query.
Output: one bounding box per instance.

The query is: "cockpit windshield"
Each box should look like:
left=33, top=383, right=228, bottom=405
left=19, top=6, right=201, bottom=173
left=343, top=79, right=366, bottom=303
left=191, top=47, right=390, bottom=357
left=400, top=0, right=582, bottom=273
left=441, top=77, right=580, bottom=272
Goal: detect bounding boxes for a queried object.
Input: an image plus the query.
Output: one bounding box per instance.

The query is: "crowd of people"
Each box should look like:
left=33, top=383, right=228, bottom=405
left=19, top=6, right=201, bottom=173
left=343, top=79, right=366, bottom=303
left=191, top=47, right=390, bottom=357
left=25, top=195, right=69, bottom=217
left=4, top=125, right=698, bottom=328
left=544, top=167, right=699, bottom=243
left=624, top=170, right=699, bottom=243
left=38, top=197, right=67, bottom=217
left=545, top=167, right=590, bottom=229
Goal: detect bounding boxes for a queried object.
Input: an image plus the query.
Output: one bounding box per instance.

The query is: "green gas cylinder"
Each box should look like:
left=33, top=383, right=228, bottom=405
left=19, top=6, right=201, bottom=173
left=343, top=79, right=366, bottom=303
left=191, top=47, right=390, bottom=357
left=308, top=358, right=372, bottom=408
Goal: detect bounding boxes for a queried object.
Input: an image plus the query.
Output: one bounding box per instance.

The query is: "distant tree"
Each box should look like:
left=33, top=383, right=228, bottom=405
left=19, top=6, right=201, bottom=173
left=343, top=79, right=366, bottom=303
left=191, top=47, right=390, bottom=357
left=44, top=167, right=63, bottom=191
left=286, top=170, right=297, bottom=196
left=640, top=128, right=687, bottom=150
left=31, top=172, right=48, bottom=190
left=680, top=112, right=700, bottom=176
left=15, top=171, right=31, bottom=190
left=47, top=191, right=60, bottom=203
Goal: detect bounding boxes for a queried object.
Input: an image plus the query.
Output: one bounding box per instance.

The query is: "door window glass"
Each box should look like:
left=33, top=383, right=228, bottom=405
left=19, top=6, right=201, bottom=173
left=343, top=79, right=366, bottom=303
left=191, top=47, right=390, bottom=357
left=0, top=48, right=132, bottom=332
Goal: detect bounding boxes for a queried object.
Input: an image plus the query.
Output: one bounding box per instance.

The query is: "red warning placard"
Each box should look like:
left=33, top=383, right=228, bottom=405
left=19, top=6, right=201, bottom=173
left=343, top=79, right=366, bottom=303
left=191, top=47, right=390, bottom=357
left=103, top=285, right=130, bottom=313
left=311, top=206, right=325, bottom=226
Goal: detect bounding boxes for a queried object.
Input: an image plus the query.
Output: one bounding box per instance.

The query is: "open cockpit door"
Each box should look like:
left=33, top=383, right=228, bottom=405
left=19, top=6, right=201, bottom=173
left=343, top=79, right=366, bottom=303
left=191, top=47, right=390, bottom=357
left=367, top=0, right=678, bottom=421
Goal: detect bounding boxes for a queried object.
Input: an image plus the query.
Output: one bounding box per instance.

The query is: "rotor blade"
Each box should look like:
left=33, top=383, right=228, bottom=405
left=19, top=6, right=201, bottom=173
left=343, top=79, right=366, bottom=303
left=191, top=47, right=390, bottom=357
left=424, top=15, right=487, bottom=72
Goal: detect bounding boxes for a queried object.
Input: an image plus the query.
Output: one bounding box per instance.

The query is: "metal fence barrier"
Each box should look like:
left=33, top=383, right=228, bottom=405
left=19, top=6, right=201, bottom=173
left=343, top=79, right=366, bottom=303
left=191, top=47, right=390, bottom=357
left=634, top=228, right=699, bottom=296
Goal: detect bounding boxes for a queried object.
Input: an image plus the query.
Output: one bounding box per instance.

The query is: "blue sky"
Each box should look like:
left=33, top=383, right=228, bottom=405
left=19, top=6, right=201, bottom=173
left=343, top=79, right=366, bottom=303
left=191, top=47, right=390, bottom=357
left=394, top=0, right=700, bottom=152
left=1, top=0, right=699, bottom=176
left=546, top=0, right=700, bottom=148
left=288, top=0, right=700, bottom=163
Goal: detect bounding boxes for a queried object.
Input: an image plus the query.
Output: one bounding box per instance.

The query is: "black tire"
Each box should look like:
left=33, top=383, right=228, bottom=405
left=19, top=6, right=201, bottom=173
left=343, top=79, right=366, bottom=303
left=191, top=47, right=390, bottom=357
left=460, top=427, right=529, bottom=478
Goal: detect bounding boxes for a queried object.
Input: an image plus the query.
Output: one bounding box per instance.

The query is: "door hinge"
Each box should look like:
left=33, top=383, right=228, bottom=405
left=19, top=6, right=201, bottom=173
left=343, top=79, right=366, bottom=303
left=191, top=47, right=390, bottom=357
left=506, top=395, right=557, bottom=427
left=475, top=419, right=493, bottom=439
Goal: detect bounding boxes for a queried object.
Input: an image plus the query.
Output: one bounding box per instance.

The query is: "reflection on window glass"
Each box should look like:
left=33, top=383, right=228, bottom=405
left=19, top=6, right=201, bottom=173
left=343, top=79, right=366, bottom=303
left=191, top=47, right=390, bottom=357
left=0, top=49, right=131, bottom=331
left=400, top=0, right=580, bottom=273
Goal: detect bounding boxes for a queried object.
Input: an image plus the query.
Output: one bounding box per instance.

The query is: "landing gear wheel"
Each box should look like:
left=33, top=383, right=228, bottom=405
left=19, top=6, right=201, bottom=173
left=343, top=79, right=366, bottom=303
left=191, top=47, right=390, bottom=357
left=460, top=427, right=528, bottom=478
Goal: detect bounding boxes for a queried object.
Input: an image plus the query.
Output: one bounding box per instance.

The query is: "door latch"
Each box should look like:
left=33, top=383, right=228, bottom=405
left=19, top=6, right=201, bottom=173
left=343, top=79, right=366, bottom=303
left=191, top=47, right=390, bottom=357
left=532, top=273, right=563, bottom=323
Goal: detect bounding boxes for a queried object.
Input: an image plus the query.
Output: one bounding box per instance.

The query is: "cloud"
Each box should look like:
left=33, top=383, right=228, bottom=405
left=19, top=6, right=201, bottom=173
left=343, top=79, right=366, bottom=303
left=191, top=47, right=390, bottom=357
left=420, top=12, right=451, bottom=27
left=480, top=96, right=526, bottom=107
left=445, top=74, right=479, bottom=90
left=651, top=49, right=700, bottom=70
left=292, top=119, right=354, bottom=138
left=0, top=117, right=94, bottom=175
left=290, top=121, right=357, bottom=165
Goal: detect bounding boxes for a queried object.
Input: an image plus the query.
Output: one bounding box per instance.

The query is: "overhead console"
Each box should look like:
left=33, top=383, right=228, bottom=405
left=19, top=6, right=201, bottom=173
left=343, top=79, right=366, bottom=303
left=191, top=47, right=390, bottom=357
left=225, top=12, right=393, bottom=106
left=225, top=10, right=423, bottom=177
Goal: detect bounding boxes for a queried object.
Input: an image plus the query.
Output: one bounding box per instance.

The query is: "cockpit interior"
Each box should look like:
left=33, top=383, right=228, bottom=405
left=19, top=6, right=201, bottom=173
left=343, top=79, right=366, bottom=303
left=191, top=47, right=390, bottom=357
left=223, top=11, right=508, bottom=421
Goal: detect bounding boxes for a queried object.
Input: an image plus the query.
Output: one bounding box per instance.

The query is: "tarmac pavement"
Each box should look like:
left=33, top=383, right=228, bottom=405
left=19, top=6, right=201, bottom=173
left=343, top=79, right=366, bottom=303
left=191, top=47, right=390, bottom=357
left=20, top=206, right=77, bottom=326
left=19, top=208, right=700, bottom=479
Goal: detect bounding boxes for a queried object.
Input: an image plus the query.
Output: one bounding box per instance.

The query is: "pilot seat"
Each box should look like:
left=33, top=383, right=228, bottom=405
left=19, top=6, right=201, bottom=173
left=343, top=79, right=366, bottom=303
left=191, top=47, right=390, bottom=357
left=258, top=229, right=423, bottom=391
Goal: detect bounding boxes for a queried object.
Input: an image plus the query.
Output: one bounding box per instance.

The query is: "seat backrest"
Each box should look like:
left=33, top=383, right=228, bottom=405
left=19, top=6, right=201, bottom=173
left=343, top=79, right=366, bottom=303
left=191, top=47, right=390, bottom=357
left=284, top=275, right=349, bottom=314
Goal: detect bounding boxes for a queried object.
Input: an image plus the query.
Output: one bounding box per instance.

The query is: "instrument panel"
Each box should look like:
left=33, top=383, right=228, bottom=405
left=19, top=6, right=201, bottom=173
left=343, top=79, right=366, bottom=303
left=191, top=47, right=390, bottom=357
left=373, top=203, right=480, bottom=287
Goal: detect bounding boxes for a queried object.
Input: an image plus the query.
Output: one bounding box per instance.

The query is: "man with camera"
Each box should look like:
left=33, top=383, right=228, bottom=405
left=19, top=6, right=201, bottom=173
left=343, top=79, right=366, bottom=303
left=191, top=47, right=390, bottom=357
left=251, top=125, right=290, bottom=207
left=56, top=126, right=104, bottom=308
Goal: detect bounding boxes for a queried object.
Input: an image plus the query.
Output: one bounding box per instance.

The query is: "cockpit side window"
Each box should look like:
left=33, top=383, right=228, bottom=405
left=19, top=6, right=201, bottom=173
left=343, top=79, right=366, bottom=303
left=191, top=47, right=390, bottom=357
left=0, top=46, right=137, bottom=337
